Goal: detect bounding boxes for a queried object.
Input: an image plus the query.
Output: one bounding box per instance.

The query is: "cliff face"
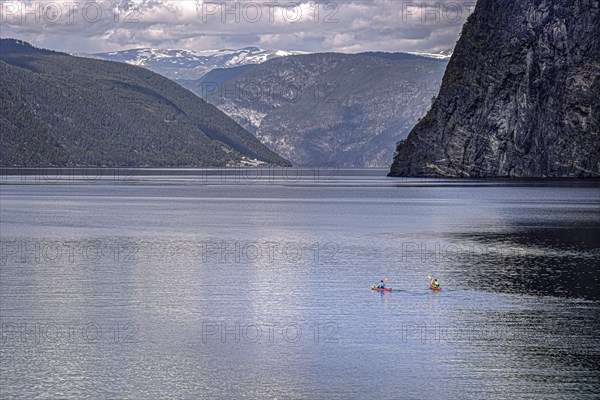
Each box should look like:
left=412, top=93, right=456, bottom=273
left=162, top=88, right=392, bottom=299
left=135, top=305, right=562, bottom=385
left=389, top=0, right=600, bottom=177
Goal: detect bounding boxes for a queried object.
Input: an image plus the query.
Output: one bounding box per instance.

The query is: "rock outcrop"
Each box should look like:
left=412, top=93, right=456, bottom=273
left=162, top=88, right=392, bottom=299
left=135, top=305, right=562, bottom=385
left=389, top=0, right=600, bottom=177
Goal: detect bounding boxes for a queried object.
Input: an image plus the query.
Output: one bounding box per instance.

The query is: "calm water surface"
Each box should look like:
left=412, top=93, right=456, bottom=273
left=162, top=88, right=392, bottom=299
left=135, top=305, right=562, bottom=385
left=1, top=169, right=599, bottom=399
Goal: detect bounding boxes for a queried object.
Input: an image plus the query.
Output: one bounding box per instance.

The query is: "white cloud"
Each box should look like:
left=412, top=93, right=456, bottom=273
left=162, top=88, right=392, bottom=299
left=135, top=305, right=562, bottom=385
left=0, top=0, right=474, bottom=53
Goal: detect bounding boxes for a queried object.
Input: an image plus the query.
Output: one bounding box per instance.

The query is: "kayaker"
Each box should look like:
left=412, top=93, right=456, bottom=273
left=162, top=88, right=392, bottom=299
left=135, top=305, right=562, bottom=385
left=377, top=280, right=386, bottom=289
left=431, top=279, right=440, bottom=289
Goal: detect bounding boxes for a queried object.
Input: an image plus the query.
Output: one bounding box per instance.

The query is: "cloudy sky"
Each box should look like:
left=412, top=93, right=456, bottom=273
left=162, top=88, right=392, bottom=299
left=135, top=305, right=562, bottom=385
left=1, top=0, right=476, bottom=53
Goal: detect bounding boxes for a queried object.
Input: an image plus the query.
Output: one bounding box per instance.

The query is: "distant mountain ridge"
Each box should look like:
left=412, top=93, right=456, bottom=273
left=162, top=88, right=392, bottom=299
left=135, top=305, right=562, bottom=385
left=82, top=47, right=309, bottom=80
left=179, top=52, right=448, bottom=167
left=0, top=39, right=289, bottom=167
left=81, top=47, right=453, bottom=81
left=60, top=43, right=455, bottom=167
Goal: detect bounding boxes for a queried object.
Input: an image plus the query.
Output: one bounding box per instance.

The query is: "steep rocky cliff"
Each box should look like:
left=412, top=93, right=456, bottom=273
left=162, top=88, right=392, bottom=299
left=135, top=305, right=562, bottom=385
left=389, top=0, right=600, bottom=177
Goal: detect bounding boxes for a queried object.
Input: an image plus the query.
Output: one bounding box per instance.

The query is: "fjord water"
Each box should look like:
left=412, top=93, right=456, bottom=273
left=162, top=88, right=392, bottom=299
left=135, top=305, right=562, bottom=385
left=1, top=169, right=599, bottom=399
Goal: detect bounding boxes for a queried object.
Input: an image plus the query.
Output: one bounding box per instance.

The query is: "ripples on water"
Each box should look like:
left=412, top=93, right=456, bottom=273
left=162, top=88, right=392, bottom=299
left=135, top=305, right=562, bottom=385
left=1, top=169, right=599, bottom=399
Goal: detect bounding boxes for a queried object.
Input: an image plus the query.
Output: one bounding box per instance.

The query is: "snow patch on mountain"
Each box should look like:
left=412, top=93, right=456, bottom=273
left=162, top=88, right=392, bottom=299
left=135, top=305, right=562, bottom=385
left=78, top=47, right=309, bottom=80
left=406, top=50, right=453, bottom=59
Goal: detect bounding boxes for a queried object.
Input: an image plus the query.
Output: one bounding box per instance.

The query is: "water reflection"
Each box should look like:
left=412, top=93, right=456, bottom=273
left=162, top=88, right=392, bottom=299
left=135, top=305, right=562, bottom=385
left=1, top=175, right=599, bottom=398
left=447, top=224, right=599, bottom=300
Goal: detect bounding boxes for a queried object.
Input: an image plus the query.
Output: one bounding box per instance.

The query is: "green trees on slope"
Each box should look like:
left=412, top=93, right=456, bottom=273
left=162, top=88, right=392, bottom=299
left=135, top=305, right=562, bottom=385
left=0, top=39, right=289, bottom=167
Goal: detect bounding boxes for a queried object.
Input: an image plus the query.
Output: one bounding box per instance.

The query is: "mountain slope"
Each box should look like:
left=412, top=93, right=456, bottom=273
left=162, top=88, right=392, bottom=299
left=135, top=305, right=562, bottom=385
left=85, top=47, right=308, bottom=80
left=180, top=53, right=448, bottom=167
left=0, top=76, right=72, bottom=166
left=0, top=39, right=289, bottom=167
left=178, top=64, right=258, bottom=97
left=389, top=0, right=600, bottom=177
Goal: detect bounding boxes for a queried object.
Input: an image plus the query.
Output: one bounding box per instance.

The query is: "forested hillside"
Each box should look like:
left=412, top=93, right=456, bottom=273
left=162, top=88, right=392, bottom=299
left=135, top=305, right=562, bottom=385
left=0, top=39, right=289, bottom=167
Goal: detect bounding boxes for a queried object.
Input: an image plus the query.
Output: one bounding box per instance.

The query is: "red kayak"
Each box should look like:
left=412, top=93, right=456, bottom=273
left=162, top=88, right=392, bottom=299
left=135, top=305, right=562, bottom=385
left=371, top=286, right=392, bottom=292
left=429, top=284, right=441, bottom=291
